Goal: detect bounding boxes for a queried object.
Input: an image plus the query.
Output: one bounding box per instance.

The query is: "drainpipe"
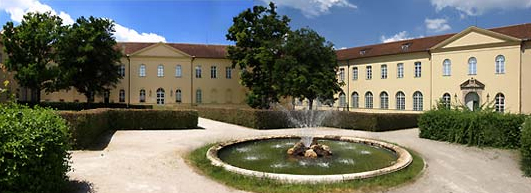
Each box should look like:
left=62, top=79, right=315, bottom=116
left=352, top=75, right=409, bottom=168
left=347, top=60, right=350, bottom=111
left=126, top=54, right=131, bottom=108
left=190, top=55, right=196, bottom=106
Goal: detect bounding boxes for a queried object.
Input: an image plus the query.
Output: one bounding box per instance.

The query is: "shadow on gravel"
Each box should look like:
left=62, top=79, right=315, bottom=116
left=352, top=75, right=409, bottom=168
left=66, top=179, right=94, bottom=193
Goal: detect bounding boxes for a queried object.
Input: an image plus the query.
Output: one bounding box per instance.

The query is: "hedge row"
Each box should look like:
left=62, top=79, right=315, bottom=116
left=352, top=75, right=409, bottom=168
left=59, top=109, right=198, bottom=149
left=522, top=117, right=531, bottom=176
left=19, top=101, right=152, bottom=111
left=0, top=104, right=71, bottom=192
left=195, top=107, right=419, bottom=131
left=418, top=109, right=526, bottom=149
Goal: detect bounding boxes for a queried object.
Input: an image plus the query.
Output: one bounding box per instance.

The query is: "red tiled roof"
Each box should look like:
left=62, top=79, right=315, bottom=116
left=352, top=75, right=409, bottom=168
left=117, top=42, right=228, bottom=58
left=336, top=23, right=531, bottom=61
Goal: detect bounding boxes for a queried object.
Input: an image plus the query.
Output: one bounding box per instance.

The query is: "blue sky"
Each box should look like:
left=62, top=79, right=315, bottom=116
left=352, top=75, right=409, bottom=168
left=1, top=0, right=531, bottom=49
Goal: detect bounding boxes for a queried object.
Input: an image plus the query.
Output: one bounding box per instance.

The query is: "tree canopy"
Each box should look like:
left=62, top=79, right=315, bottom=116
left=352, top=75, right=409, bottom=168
left=1, top=12, right=64, bottom=102
left=55, top=16, right=122, bottom=102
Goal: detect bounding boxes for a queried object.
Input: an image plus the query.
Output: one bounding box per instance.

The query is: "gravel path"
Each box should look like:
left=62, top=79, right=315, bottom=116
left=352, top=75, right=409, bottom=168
left=68, top=118, right=531, bottom=193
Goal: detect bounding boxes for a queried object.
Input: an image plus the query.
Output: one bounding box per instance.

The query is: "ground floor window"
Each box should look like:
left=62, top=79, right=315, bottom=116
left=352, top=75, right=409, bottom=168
left=495, top=93, right=505, bottom=112
left=396, top=91, right=405, bottom=110
left=176, top=89, right=182, bottom=103
left=119, top=89, right=125, bottom=102
left=196, top=89, right=202, bottom=104
left=380, top=92, right=388, bottom=109
left=140, top=89, right=146, bottom=103
left=339, top=92, right=346, bottom=107
left=365, top=92, right=373, bottom=109
left=442, top=93, right=451, bottom=109
left=157, top=88, right=165, bottom=105
left=351, top=92, right=359, bottom=108
left=413, top=91, right=423, bottom=111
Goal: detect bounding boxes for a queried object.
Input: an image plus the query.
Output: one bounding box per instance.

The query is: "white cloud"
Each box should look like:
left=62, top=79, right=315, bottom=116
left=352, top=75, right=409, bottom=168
left=0, top=0, right=166, bottom=42
left=380, top=31, right=423, bottom=43
left=260, top=0, right=357, bottom=18
left=425, top=18, right=451, bottom=33
left=431, top=0, right=531, bottom=16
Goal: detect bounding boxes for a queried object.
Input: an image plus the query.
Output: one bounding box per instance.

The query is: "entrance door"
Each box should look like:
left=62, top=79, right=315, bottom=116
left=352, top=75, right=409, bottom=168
left=465, top=92, right=479, bottom=111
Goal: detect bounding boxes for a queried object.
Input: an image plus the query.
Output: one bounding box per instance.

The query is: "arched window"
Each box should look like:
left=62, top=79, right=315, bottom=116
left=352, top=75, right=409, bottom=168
left=139, top=89, right=146, bottom=103
left=442, top=93, right=451, bottom=109
left=396, top=91, right=405, bottom=110
left=139, top=64, right=146, bottom=77
left=351, top=92, right=359, bottom=108
left=157, top=64, right=164, bottom=77
left=380, top=92, right=388, bottom=109
left=443, top=59, right=451, bottom=76
left=175, top=65, right=182, bottom=77
left=495, top=93, right=505, bottom=112
left=468, top=57, right=477, bottom=75
left=175, top=89, right=182, bottom=103
left=156, top=88, right=165, bottom=105
left=339, top=92, right=346, bottom=107
left=365, top=92, right=373, bottom=109
left=196, top=89, right=202, bottom=104
left=495, top=55, right=505, bottom=74
left=413, top=91, right=423, bottom=111
left=119, top=89, right=125, bottom=103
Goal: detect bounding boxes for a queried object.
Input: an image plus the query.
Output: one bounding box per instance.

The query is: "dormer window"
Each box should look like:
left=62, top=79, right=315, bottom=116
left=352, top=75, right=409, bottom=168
left=401, top=43, right=411, bottom=51
left=359, top=48, right=370, bottom=55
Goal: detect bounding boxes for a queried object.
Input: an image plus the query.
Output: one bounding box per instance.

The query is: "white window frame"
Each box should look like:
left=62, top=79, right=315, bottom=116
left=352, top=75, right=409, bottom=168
left=495, top=93, right=505, bottom=112
left=366, top=66, right=372, bottom=80
left=380, top=92, right=388, bottom=109
left=397, top=63, right=404, bottom=78
left=339, top=68, right=345, bottom=82
left=157, top=64, right=164, bottom=77
left=468, top=57, right=477, bottom=75
left=156, top=88, right=165, bottom=105
left=119, top=65, right=126, bottom=77
left=211, top=65, right=217, bottom=79
left=175, top=65, right=182, bottom=77
left=396, top=91, right=405, bottom=110
left=139, top=64, right=146, bottom=77
left=414, top=62, right=421, bottom=77
left=175, top=89, right=182, bottom=103
left=339, top=93, right=346, bottom=107
left=365, top=92, right=373, bottom=109
left=381, top=64, right=387, bottom=79
left=351, top=92, right=359, bottom=108
left=196, top=89, right=202, bottom=104
left=443, top=59, right=451, bottom=76
left=139, top=89, right=146, bottom=103
left=195, top=66, right=202, bottom=78
left=443, top=93, right=451, bottom=109
left=226, top=67, right=232, bottom=79
left=495, top=55, right=505, bottom=74
left=352, top=67, right=358, bottom=80
left=413, top=91, right=423, bottom=111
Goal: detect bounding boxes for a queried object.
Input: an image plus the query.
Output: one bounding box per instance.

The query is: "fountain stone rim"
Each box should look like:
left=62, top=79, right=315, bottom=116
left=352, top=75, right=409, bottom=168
left=206, top=135, right=413, bottom=183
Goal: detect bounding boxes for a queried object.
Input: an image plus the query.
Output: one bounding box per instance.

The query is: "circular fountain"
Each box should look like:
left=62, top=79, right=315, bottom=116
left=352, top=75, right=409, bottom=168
left=207, top=135, right=412, bottom=183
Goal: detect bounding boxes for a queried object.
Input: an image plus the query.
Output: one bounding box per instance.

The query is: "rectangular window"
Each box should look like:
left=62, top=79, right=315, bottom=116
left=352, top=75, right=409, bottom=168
left=339, top=68, right=345, bottom=81
left=226, top=67, right=232, bottom=79
left=175, top=65, right=182, bottom=77
left=157, top=65, right=164, bottom=77
left=211, top=66, right=217, bottom=79
left=119, top=65, right=126, bottom=77
left=139, top=65, right=146, bottom=77
left=195, top=66, right=202, bottom=78
left=352, top=67, right=358, bottom=80
left=366, top=66, right=372, bottom=80
left=397, top=63, right=404, bottom=78
left=381, top=64, right=387, bottom=79
left=414, top=62, right=421, bottom=77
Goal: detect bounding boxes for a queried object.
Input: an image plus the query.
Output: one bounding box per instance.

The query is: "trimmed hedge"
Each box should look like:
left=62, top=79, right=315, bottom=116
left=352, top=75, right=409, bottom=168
left=418, top=109, right=526, bottom=149
left=58, top=109, right=198, bottom=149
left=522, top=117, right=531, bottom=176
left=195, top=107, right=419, bottom=131
left=0, top=105, right=71, bottom=192
left=19, top=101, right=152, bottom=111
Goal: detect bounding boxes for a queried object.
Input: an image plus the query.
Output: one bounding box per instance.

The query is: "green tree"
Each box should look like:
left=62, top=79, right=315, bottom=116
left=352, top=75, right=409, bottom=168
left=1, top=12, right=64, bottom=102
left=277, top=27, right=342, bottom=109
left=226, top=2, right=291, bottom=109
left=55, top=16, right=122, bottom=102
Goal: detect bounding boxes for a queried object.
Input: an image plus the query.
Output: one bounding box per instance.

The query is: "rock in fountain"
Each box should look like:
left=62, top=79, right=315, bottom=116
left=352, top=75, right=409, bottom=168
left=287, top=139, right=332, bottom=158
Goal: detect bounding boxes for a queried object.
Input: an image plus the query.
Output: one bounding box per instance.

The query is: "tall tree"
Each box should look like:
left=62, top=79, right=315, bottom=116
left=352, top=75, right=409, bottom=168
left=1, top=12, right=64, bottom=102
left=226, top=2, right=291, bottom=109
left=277, top=27, right=343, bottom=109
left=55, top=16, right=122, bottom=102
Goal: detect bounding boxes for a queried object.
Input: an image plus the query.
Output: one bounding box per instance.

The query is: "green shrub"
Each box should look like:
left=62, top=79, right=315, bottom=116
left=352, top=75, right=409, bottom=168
left=19, top=101, right=152, bottom=111
left=59, top=109, right=198, bottom=149
left=0, top=104, right=71, bottom=193
left=195, top=107, right=419, bottom=131
left=521, top=117, right=531, bottom=176
left=418, top=109, right=526, bottom=148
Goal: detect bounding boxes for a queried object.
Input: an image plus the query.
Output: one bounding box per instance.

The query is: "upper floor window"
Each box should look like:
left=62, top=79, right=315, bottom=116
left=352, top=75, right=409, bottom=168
left=365, top=92, right=373, bottom=109
left=381, top=64, right=387, bottom=79
left=495, top=55, right=505, bottom=74
left=442, top=93, right=451, bottom=109
left=195, top=66, right=202, bottom=78
left=211, top=66, right=217, bottom=79
left=351, top=92, right=359, bottom=108
left=119, top=89, right=125, bottom=103
left=175, top=89, right=182, bottom=103
left=413, top=91, right=423, bottom=111
left=339, top=68, right=345, bottom=81
left=380, top=92, right=389, bottom=109
left=139, top=89, right=146, bottom=103
left=366, top=66, right=372, bottom=80
left=226, top=67, right=232, bottom=79
left=157, top=64, right=164, bottom=77
left=175, top=65, right=182, bottom=77
left=495, top=93, right=505, bottom=112
left=396, top=91, right=405, bottom=110
left=397, top=63, right=404, bottom=78
left=414, top=62, right=421, bottom=77
left=139, top=64, right=146, bottom=77
left=352, top=67, right=358, bottom=80
left=468, top=57, right=477, bottom=75
left=443, top=59, right=451, bottom=76
left=119, top=65, right=126, bottom=77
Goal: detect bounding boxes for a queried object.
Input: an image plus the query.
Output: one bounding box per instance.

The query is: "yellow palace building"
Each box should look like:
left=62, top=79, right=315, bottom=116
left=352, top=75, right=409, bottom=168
left=1, top=23, right=531, bottom=113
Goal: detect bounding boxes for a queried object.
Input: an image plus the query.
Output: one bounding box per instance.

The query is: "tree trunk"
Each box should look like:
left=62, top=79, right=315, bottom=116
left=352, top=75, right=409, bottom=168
left=308, top=99, right=313, bottom=110
left=31, top=87, right=41, bottom=103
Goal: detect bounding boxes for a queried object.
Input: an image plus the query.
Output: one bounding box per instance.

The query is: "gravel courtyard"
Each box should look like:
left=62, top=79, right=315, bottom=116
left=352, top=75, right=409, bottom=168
left=68, top=118, right=531, bottom=193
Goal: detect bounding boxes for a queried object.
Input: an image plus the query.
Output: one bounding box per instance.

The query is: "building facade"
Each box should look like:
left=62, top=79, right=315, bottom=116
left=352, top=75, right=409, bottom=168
left=334, top=23, right=531, bottom=114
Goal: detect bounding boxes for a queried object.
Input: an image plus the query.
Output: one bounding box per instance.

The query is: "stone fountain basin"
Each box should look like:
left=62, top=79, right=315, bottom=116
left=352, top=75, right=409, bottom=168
left=206, top=135, right=413, bottom=183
